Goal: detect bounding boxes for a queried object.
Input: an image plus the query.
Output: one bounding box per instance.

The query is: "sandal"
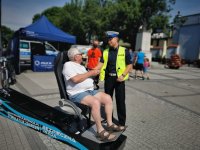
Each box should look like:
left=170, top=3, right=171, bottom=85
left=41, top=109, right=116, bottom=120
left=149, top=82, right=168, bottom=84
left=118, top=125, right=128, bottom=132
left=107, top=124, right=128, bottom=132
left=96, top=130, right=116, bottom=141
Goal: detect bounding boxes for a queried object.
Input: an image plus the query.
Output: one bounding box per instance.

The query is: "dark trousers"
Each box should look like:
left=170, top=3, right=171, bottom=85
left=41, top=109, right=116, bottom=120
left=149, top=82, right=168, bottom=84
left=104, top=75, right=126, bottom=126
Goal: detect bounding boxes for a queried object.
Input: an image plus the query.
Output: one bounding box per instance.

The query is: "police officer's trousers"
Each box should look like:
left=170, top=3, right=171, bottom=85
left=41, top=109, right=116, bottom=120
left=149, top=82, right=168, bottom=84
left=104, top=75, right=126, bottom=126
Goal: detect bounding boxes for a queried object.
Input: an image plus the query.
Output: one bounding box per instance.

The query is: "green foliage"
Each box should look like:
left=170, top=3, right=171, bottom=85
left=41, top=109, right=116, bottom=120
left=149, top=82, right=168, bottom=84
left=28, top=0, right=176, bottom=47
left=42, top=7, right=63, bottom=27
left=1, top=26, right=14, bottom=47
left=173, top=11, right=187, bottom=26
left=150, top=15, right=169, bottom=33
left=60, top=3, right=85, bottom=43
left=33, top=14, right=41, bottom=22
left=33, top=7, right=63, bottom=27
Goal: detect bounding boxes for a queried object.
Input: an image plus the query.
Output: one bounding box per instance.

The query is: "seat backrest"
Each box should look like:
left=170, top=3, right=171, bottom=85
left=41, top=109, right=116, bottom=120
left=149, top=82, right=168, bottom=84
left=54, top=51, right=69, bottom=100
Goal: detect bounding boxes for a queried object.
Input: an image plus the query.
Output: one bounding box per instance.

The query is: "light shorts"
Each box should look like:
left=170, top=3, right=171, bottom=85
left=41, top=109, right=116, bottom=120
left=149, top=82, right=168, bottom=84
left=68, top=90, right=99, bottom=103
left=143, top=67, right=148, bottom=73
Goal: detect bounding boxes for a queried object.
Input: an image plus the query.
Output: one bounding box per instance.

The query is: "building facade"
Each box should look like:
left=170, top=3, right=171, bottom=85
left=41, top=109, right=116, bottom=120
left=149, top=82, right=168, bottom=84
left=173, top=13, right=200, bottom=61
left=151, top=13, right=200, bottom=62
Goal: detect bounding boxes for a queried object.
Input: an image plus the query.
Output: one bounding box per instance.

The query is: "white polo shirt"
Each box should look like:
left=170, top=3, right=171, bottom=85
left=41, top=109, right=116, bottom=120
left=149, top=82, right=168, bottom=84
left=62, top=61, right=94, bottom=96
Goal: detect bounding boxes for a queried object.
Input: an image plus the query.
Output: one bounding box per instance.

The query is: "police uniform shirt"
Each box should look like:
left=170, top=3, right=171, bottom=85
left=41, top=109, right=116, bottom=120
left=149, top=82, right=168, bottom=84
left=100, top=46, right=132, bottom=74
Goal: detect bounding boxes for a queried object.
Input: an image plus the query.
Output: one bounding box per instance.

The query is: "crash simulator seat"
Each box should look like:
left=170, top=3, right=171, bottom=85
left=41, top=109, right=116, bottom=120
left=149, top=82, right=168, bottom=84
left=54, top=51, right=91, bottom=129
left=0, top=51, right=127, bottom=150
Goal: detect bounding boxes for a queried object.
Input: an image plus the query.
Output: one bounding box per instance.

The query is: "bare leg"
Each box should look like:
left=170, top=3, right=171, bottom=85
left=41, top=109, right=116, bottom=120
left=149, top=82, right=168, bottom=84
left=81, top=95, right=104, bottom=132
left=146, top=72, right=150, bottom=79
left=81, top=94, right=115, bottom=140
left=140, top=70, right=144, bottom=79
left=135, top=70, right=137, bottom=78
left=94, top=92, right=113, bottom=126
left=95, top=92, right=127, bottom=131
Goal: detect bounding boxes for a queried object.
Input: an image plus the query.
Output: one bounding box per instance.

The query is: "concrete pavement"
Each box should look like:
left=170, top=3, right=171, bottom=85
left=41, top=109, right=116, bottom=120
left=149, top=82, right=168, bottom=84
left=0, top=63, right=200, bottom=150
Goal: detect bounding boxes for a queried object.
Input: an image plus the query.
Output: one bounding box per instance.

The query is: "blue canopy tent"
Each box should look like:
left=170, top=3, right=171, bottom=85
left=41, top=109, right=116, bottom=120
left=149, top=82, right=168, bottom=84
left=8, top=15, right=76, bottom=74
left=19, top=15, right=76, bottom=43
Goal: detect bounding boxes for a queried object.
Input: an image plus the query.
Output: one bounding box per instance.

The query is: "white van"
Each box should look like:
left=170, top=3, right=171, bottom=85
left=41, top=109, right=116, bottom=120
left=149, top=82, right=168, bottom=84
left=19, top=40, right=59, bottom=65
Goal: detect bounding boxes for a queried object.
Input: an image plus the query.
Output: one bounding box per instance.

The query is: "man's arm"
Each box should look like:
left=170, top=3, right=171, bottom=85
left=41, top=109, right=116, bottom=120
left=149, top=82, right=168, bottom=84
left=133, top=55, right=137, bottom=65
left=70, top=70, right=100, bottom=83
left=124, top=48, right=133, bottom=75
left=117, top=48, right=133, bottom=81
left=117, top=64, right=132, bottom=82
left=122, top=64, right=132, bottom=76
left=93, top=62, right=103, bottom=70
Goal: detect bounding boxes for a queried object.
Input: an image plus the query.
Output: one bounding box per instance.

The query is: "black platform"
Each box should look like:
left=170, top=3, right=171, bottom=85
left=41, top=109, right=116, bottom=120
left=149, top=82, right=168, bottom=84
left=0, top=88, right=127, bottom=150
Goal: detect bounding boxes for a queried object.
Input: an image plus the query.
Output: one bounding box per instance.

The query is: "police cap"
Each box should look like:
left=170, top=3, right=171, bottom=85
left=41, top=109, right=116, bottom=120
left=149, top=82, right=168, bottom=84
left=105, top=31, right=119, bottom=39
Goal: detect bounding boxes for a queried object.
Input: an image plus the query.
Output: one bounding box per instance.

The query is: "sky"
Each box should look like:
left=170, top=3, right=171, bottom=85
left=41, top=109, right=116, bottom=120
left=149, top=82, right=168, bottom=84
left=1, top=0, right=200, bottom=31
left=169, top=0, right=200, bottom=20
left=1, top=0, right=70, bottom=30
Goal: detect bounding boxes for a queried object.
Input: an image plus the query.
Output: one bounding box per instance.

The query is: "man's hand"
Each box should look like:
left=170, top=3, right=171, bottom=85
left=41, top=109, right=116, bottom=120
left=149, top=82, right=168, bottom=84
left=70, top=69, right=100, bottom=83
left=117, top=75, right=124, bottom=82
left=93, top=62, right=103, bottom=70
left=89, top=69, right=100, bottom=77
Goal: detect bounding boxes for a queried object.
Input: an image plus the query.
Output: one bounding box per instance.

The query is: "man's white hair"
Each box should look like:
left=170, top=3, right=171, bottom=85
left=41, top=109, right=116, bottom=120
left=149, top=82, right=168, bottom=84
left=67, top=47, right=81, bottom=61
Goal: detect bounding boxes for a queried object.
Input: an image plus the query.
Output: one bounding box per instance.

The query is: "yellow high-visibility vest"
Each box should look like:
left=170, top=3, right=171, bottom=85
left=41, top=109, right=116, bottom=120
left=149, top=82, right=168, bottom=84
left=100, top=46, right=129, bottom=81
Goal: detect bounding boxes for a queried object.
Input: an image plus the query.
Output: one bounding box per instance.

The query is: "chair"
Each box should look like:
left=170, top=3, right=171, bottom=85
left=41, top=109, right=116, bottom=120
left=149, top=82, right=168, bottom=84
left=54, top=51, right=91, bottom=128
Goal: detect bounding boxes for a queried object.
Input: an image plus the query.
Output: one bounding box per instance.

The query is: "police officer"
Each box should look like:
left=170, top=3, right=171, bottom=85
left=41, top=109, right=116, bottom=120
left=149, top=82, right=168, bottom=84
left=95, top=31, right=132, bottom=130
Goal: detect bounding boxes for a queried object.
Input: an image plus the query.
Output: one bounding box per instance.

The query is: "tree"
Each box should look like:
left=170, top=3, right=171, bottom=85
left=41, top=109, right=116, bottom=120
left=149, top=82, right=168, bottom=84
left=1, top=26, right=14, bottom=48
left=114, top=0, right=176, bottom=48
left=30, top=0, right=176, bottom=48
left=173, top=11, right=186, bottom=27
left=59, top=3, right=85, bottom=44
left=82, top=0, right=105, bottom=43
left=151, top=15, right=169, bottom=35
left=33, top=7, right=63, bottom=27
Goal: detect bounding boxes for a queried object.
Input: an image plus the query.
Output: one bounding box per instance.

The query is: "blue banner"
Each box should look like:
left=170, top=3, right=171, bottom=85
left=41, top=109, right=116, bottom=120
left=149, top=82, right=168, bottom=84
left=33, top=55, right=55, bottom=72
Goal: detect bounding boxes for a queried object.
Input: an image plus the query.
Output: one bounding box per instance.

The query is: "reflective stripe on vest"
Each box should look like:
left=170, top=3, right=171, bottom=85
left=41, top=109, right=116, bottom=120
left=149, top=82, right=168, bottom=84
left=100, top=46, right=129, bottom=81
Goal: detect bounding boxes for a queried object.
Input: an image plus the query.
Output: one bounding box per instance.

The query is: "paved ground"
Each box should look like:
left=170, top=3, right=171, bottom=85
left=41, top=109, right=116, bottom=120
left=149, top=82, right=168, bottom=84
left=0, top=63, right=200, bottom=150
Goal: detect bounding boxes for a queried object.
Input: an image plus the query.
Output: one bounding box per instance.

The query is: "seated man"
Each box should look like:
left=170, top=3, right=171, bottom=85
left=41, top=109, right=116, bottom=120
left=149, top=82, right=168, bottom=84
left=62, top=47, right=123, bottom=141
